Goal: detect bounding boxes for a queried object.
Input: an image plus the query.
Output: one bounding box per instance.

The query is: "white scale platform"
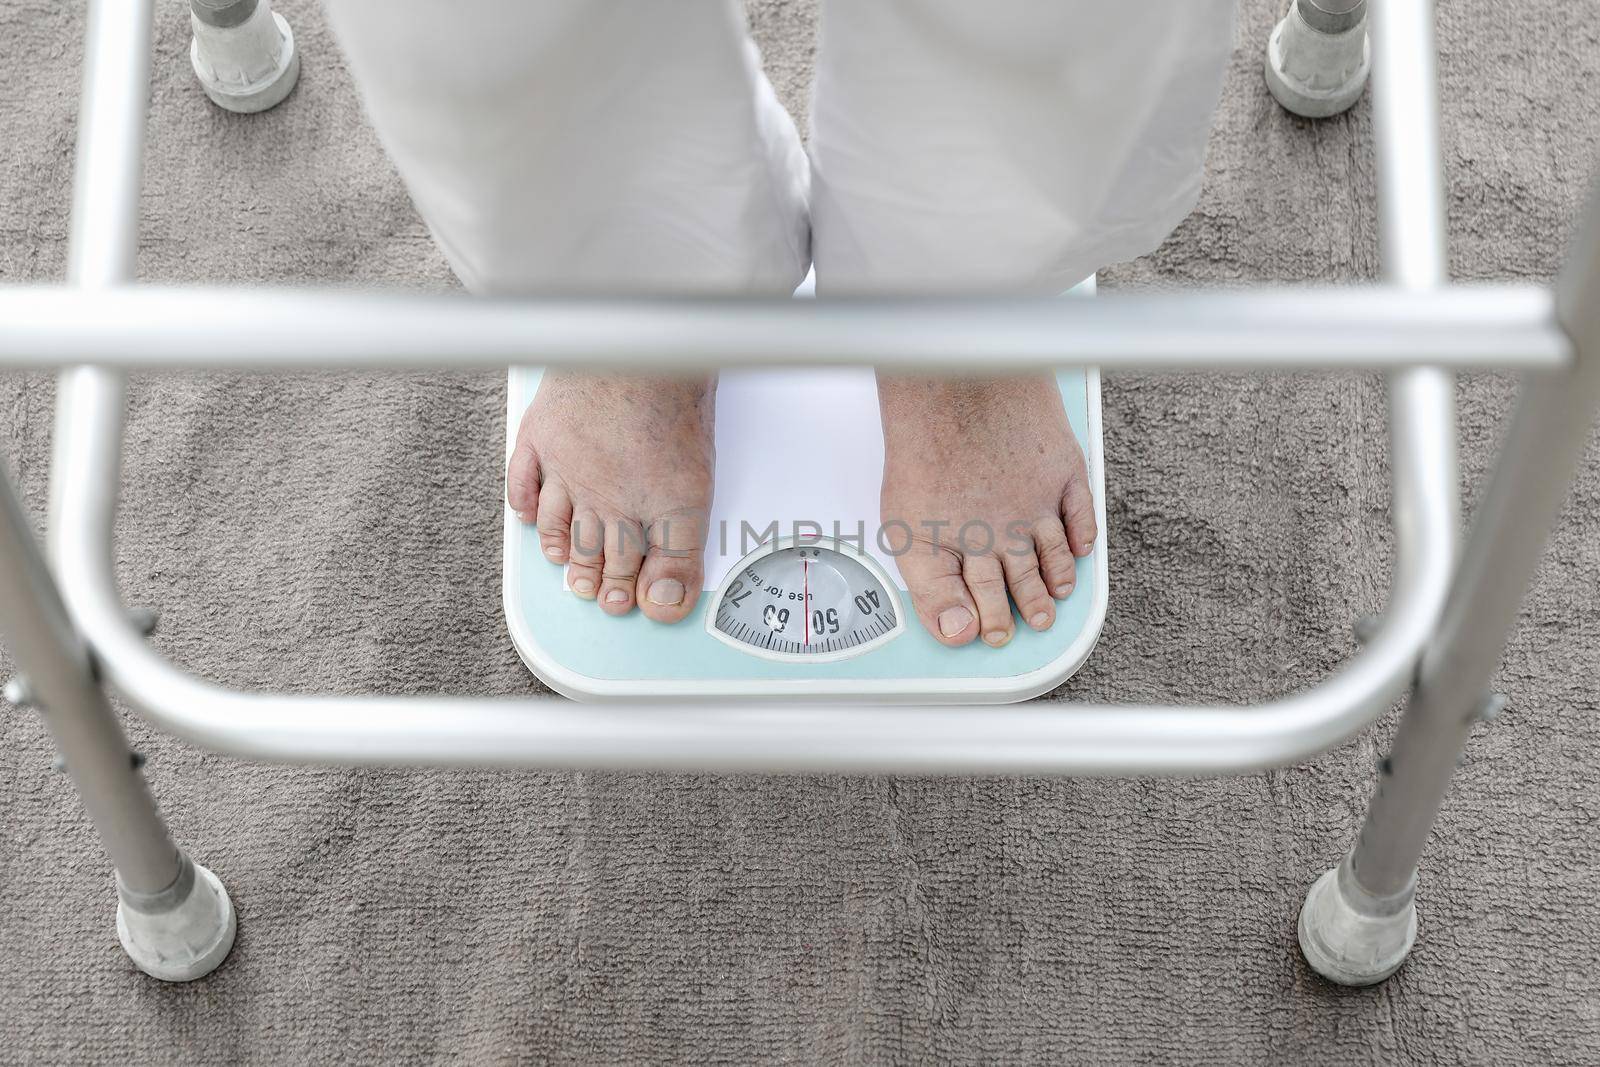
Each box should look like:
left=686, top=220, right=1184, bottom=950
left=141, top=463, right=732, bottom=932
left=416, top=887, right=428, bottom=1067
left=503, top=283, right=1107, bottom=703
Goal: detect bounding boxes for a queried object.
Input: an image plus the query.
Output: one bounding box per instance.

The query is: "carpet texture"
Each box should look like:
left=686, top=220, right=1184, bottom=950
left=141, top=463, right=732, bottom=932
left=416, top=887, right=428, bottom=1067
left=3, top=0, right=1600, bottom=1062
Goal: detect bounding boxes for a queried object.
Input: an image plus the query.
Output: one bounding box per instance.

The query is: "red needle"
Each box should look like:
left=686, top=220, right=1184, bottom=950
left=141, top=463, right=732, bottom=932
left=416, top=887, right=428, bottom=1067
left=803, top=558, right=810, bottom=645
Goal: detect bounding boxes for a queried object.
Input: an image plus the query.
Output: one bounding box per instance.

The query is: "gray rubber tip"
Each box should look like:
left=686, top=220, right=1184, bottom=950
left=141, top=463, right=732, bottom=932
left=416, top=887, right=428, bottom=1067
left=190, top=10, right=299, bottom=115
left=116, top=856, right=237, bottom=982
left=1297, top=862, right=1416, bottom=986
left=1264, top=9, right=1371, bottom=119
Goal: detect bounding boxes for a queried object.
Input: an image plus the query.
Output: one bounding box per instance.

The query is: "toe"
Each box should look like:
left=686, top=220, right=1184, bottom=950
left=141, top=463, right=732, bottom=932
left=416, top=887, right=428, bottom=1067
left=1034, top=518, right=1077, bottom=599
left=962, top=554, right=1014, bottom=647
left=636, top=511, right=706, bottom=624
left=506, top=412, right=541, bottom=523
left=1061, top=465, right=1098, bottom=557
left=1000, top=543, right=1055, bottom=631
left=566, top=506, right=605, bottom=600
left=535, top=480, right=574, bottom=564
left=598, top=517, right=646, bottom=616
left=896, top=543, right=979, bottom=647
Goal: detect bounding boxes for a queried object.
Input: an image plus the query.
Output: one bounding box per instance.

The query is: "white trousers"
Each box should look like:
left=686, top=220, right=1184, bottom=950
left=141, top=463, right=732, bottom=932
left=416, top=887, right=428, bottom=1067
left=325, top=1, right=1235, bottom=296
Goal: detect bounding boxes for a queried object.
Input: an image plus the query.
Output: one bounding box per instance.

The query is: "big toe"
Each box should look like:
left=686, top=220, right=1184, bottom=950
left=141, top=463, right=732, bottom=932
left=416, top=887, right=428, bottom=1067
left=637, top=551, right=702, bottom=624
left=534, top=480, right=573, bottom=565
left=1061, top=465, right=1099, bottom=558
left=506, top=414, right=541, bottom=524
left=636, top=512, right=707, bottom=624
left=897, top=543, right=980, bottom=647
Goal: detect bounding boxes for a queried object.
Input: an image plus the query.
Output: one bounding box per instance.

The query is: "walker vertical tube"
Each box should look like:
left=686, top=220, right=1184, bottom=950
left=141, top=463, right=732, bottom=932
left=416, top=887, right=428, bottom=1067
left=1300, top=0, right=1600, bottom=986
left=1297, top=0, right=1460, bottom=985
left=1350, top=180, right=1600, bottom=886
left=33, top=0, right=237, bottom=982
left=66, top=0, right=152, bottom=290
left=0, top=462, right=179, bottom=893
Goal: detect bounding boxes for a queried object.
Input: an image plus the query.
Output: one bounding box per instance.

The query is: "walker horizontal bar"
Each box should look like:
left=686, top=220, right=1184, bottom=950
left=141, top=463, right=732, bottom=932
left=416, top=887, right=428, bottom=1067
left=48, top=353, right=1458, bottom=775
left=1, top=283, right=1569, bottom=372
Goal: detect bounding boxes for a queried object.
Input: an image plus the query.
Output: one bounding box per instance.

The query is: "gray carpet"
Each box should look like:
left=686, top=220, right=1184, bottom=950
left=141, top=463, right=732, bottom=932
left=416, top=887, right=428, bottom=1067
left=3, top=0, right=1599, bottom=1062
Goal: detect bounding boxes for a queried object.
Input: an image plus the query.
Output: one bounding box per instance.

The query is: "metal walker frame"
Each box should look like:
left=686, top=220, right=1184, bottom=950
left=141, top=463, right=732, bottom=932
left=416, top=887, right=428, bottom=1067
left=2, top=0, right=1598, bottom=987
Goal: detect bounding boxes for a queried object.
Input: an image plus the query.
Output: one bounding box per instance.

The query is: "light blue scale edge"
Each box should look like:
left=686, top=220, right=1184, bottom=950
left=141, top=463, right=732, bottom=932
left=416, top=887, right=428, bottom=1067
left=504, top=368, right=1103, bottom=695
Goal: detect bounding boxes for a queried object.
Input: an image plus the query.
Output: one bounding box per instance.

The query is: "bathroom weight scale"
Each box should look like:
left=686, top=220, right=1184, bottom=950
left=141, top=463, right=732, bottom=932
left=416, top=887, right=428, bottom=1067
left=503, top=278, right=1108, bottom=703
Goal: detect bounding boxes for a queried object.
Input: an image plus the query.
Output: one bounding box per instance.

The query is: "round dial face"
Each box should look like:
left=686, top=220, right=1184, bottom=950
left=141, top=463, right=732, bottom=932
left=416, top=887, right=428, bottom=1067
left=708, top=539, right=904, bottom=662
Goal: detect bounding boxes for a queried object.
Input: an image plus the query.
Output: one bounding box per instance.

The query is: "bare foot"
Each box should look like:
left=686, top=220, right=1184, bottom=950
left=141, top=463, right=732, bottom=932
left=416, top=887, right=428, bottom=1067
left=506, top=373, right=714, bottom=622
left=878, top=374, right=1097, bottom=648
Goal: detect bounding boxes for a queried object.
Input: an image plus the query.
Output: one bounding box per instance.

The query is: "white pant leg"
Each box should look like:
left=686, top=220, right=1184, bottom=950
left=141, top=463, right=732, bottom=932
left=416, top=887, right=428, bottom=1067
left=324, top=0, right=810, bottom=296
left=808, top=0, right=1235, bottom=293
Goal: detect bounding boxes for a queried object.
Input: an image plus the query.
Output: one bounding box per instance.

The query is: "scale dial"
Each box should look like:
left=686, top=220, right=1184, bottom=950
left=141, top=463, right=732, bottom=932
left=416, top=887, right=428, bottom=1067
left=707, top=538, right=905, bottom=662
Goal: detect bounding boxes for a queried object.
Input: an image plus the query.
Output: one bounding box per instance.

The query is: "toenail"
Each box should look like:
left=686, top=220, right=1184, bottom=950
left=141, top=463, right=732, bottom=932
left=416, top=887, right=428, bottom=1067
left=648, top=579, right=685, bottom=606
left=984, top=630, right=1010, bottom=647
left=938, top=606, right=973, bottom=637
left=1053, top=584, right=1073, bottom=598
left=1029, top=612, right=1050, bottom=629
left=518, top=510, right=536, bottom=524
left=572, top=577, right=595, bottom=594
left=605, top=589, right=628, bottom=604
left=1073, top=544, right=1093, bottom=557
left=545, top=547, right=564, bottom=560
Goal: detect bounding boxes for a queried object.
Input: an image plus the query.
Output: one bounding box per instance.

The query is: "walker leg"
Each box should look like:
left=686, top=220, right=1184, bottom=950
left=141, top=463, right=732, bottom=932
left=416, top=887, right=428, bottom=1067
left=1300, top=175, right=1600, bottom=984
left=1265, top=0, right=1370, bottom=118
left=1, top=0, right=240, bottom=983
left=189, top=0, right=299, bottom=114
left=0, top=460, right=236, bottom=981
